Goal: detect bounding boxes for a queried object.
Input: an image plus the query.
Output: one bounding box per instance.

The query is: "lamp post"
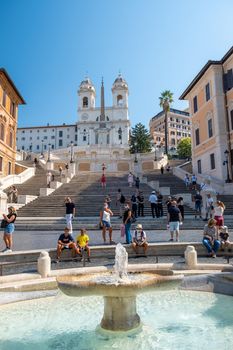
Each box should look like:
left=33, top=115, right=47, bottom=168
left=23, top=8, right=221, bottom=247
left=41, top=140, right=44, bottom=157
left=70, top=141, right=74, bottom=163
left=134, top=141, right=138, bottom=163
left=223, top=150, right=231, bottom=183
left=47, top=143, right=51, bottom=162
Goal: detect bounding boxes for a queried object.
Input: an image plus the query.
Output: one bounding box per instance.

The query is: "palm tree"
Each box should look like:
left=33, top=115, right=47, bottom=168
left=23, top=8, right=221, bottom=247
left=159, top=90, right=174, bottom=155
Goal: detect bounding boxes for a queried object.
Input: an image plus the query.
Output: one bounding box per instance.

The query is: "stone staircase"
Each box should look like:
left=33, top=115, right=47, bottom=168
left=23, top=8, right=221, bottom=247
left=17, top=172, right=196, bottom=218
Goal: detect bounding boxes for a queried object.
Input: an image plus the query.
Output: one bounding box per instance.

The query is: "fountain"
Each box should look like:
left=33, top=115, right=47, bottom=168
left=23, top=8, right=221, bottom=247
left=57, top=243, right=183, bottom=332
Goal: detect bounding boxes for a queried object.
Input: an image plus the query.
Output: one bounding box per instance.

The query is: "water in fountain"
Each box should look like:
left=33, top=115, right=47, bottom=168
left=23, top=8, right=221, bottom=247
left=113, top=243, right=128, bottom=281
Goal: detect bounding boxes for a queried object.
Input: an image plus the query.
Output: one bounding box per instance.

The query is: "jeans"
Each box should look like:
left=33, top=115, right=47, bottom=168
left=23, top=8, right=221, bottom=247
left=150, top=203, right=158, bottom=218
left=65, top=214, right=73, bottom=233
left=138, top=204, right=144, bottom=216
left=202, top=238, right=221, bottom=253
left=157, top=203, right=163, bottom=217
left=125, top=222, right=132, bottom=244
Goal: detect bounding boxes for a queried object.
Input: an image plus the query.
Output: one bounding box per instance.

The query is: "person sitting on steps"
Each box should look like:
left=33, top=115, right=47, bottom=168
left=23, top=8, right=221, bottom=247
left=76, top=228, right=91, bottom=262
left=132, top=224, right=148, bottom=256
left=56, top=227, right=81, bottom=262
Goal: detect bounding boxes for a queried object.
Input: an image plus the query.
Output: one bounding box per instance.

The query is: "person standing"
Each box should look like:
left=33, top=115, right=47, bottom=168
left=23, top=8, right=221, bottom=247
left=194, top=191, right=202, bottom=219
left=105, top=195, right=111, bottom=208
left=202, top=219, right=220, bottom=258
left=11, top=186, right=18, bottom=203
left=177, top=197, right=184, bottom=221
left=184, top=174, right=190, bottom=188
left=65, top=163, right=69, bottom=177
left=167, top=201, right=182, bottom=242
left=204, top=194, right=214, bottom=221
left=123, top=203, right=132, bottom=244
left=46, top=171, right=52, bottom=188
left=160, top=165, right=164, bottom=175
left=128, top=172, right=134, bottom=187
left=148, top=191, right=158, bottom=218
left=101, top=174, right=106, bottom=188
left=100, top=203, right=114, bottom=244
left=213, top=201, right=225, bottom=235
left=137, top=191, right=145, bottom=217
left=191, top=174, right=197, bottom=190
left=64, top=197, right=75, bottom=234
left=135, top=177, right=140, bottom=190
left=131, top=193, right=138, bottom=222
left=157, top=191, right=163, bottom=217
left=1, top=206, right=17, bottom=253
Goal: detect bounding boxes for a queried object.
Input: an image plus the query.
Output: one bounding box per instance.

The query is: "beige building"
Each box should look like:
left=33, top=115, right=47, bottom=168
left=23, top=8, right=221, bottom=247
left=0, top=68, right=25, bottom=177
left=180, top=46, right=233, bottom=182
left=149, top=108, right=191, bottom=151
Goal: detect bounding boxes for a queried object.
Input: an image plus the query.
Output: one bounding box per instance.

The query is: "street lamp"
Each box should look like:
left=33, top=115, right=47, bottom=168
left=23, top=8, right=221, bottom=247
left=70, top=141, right=74, bottom=163
left=134, top=141, right=138, bottom=163
left=41, top=140, right=44, bottom=157
left=223, top=150, right=231, bottom=183
left=47, top=143, right=51, bottom=162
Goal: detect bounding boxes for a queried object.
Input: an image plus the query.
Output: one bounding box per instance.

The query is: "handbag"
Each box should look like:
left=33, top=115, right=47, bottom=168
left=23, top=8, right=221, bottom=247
left=1, top=219, right=8, bottom=228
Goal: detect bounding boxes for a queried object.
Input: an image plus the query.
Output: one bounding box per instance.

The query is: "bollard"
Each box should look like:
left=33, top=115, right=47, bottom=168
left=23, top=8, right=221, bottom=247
left=184, top=245, right=197, bottom=269
left=37, top=251, right=51, bottom=278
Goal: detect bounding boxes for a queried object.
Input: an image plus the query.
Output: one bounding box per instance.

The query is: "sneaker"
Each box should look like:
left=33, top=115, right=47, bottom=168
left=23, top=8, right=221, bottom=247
left=1, top=248, right=8, bottom=253
left=212, top=254, right=216, bottom=258
left=81, top=258, right=84, bottom=262
left=55, top=259, right=60, bottom=264
left=7, top=249, right=12, bottom=253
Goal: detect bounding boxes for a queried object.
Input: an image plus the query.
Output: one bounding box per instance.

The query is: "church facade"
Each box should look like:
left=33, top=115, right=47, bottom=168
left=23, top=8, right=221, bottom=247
left=16, top=74, right=130, bottom=153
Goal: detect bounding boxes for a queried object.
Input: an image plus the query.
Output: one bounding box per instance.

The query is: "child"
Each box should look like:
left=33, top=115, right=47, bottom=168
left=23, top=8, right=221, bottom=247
left=219, top=226, right=230, bottom=249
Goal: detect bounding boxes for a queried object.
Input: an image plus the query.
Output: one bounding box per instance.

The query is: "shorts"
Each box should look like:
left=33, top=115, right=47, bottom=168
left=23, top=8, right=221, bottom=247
left=214, top=216, right=224, bottom=226
left=4, top=223, right=15, bottom=234
left=169, top=221, right=179, bottom=231
left=61, top=245, right=72, bottom=250
left=102, top=220, right=111, bottom=228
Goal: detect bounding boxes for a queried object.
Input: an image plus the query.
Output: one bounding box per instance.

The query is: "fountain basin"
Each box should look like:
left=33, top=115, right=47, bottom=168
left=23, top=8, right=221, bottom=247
left=57, top=270, right=183, bottom=331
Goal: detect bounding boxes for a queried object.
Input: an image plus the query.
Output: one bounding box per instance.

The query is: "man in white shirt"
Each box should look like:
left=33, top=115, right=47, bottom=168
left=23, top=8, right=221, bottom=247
left=148, top=191, right=158, bottom=218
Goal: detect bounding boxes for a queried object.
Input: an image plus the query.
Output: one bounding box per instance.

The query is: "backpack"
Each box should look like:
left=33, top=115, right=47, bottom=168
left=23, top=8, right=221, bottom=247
left=120, top=194, right=126, bottom=204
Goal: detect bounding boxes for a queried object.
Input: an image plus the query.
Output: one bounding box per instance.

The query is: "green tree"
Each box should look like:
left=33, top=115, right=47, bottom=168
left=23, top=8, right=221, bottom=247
left=177, top=137, right=192, bottom=159
left=159, top=90, right=174, bottom=155
left=129, top=123, right=152, bottom=154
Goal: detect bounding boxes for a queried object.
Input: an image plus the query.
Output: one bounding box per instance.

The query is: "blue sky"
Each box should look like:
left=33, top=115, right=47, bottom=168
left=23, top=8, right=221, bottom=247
left=1, top=0, right=233, bottom=128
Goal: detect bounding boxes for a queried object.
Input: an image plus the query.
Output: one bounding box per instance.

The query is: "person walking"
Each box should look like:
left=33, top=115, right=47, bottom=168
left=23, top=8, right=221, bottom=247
left=204, top=194, right=214, bottom=221
left=137, top=191, right=145, bottom=217
left=191, top=174, right=197, bottom=190
left=123, top=203, right=132, bottom=244
left=1, top=206, right=17, bottom=253
left=167, top=201, right=182, bottom=242
left=128, top=172, right=134, bottom=187
left=100, top=203, right=114, bottom=244
left=148, top=191, right=158, bottom=218
left=184, top=174, right=190, bottom=188
left=64, top=197, right=75, bottom=234
left=202, top=219, right=220, bottom=258
left=157, top=191, right=163, bottom=217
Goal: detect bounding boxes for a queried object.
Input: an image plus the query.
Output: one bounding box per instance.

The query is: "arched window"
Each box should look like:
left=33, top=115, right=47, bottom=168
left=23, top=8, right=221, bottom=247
left=171, top=138, right=176, bottom=145
left=83, top=97, right=88, bottom=108
left=117, top=95, right=123, bottom=106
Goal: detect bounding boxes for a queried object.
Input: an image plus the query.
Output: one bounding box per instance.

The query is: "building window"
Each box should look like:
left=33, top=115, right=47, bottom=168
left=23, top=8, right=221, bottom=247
left=75, top=134, right=77, bottom=141
left=223, top=69, right=233, bottom=92
left=37, top=145, right=39, bottom=150
left=83, top=136, right=86, bottom=141
left=0, top=123, right=5, bottom=141
left=43, top=129, right=47, bottom=132
left=59, top=131, right=63, bottom=137
left=29, top=137, right=32, bottom=140
left=30, top=130, right=32, bottom=133
left=9, top=131, right=13, bottom=148
left=51, top=144, right=54, bottom=149
left=2, top=91, right=7, bottom=108
left=205, top=83, right=210, bottom=101
left=44, top=145, right=47, bottom=150
left=83, top=97, right=88, bottom=108
left=51, top=136, right=55, bottom=139
left=208, top=119, right=213, bottom=138
left=0, top=156, right=2, bottom=172
left=197, top=159, right=202, bottom=174
left=193, top=96, right=198, bottom=113
left=230, top=110, right=233, bottom=130
left=210, top=153, right=215, bottom=170
left=67, top=135, right=70, bottom=139
left=21, top=137, right=25, bottom=141
left=8, top=162, right=11, bottom=175
left=44, top=136, right=47, bottom=140
left=59, top=139, right=63, bottom=147
left=117, top=95, right=123, bottom=106
left=22, top=146, right=24, bottom=150
left=195, top=128, right=200, bottom=146
left=37, top=136, right=39, bottom=140
left=10, top=101, right=16, bottom=117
